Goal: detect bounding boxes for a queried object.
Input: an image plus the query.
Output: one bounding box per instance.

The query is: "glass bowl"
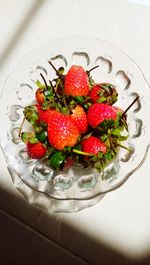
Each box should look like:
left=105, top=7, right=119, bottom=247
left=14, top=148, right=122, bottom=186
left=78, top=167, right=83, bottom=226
left=0, top=36, right=150, bottom=212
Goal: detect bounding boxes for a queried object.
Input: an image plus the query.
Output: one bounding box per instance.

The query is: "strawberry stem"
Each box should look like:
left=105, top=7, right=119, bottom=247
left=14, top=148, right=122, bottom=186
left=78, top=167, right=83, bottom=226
left=121, top=95, right=140, bottom=117
left=73, top=149, right=93, bottom=156
left=63, top=95, right=67, bottom=107
left=116, top=143, right=131, bottom=152
left=18, top=117, right=26, bottom=137
left=48, top=61, right=63, bottom=79
left=49, top=79, right=67, bottom=108
left=49, top=80, right=61, bottom=103
left=49, top=79, right=55, bottom=92
left=40, top=73, right=48, bottom=90
left=109, top=136, right=117, bottom=154
left=87, top=65, right=99, bottom=74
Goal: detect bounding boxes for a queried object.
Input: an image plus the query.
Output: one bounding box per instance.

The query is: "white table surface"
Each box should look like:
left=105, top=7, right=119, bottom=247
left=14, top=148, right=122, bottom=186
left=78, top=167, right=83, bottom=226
left=0, top=0, right=150, bottom=264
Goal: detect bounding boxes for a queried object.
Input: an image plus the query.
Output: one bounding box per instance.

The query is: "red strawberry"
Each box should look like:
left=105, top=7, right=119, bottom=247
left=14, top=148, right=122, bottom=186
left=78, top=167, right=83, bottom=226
left=48, top=112, right=80, bottom=150
left=63, top=157, right=74, bottom=169
left=90, top=85, right=102, bottom=103
left=26, top=142, right=47, bottom=159
left=71, top=105, right=88, bottom=133
left=90, top=83, right=118, bottom=105
left=64, top=65, right=90, bottom=96
left=87, top=103, right=117, bottom=128
left=81, top=136, right=107, bottom=155
left=35, top=89, right=45, bottom=105
left=36, top=104, right=55, bottom=123
left=38, top=108, right=55, bottom=123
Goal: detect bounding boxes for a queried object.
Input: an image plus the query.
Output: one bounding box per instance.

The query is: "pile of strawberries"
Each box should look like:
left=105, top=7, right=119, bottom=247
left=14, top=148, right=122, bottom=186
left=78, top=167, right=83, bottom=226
left=21, top=63, right=129, bottom=172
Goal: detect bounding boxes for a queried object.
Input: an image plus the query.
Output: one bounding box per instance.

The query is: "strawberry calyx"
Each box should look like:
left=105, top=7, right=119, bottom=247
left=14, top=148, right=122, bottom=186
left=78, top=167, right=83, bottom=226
left=90, top=83, right=118, bottom=104
left=26, top=142, right=47, bottom=159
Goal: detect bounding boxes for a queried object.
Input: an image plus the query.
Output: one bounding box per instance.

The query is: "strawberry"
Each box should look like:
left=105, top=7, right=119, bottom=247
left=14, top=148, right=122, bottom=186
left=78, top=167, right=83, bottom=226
left=35, top=88, right=45, bottom=105
left=81, top=136, right=107, bottom=155
left=38, top=108, right=55, bottom=123
left=87, top=103, right=117, bottom=128
left=48, top=112, right=80, bottom=150
left=71, top=105, right=88, bottom=133
left=63, top=157, right=74, bottom=169
left=90, top=85, right=102, bottom=103
left=90, top=83, right=118, bottom=105
left=26, top=142, right=47, bottom=159
left=35, top=104, right=55, bottom=123
left=64, top=65, right=90, bottom=96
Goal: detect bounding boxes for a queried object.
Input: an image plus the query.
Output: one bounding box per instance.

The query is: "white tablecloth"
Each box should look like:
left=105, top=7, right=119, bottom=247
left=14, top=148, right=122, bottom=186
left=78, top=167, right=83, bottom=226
left=0, top=1, right=150, bottom=264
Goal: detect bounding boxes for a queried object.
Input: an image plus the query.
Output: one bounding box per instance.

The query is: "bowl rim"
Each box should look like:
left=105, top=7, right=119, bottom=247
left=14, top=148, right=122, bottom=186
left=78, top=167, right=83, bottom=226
left=0, top=35, right=150, bottom=201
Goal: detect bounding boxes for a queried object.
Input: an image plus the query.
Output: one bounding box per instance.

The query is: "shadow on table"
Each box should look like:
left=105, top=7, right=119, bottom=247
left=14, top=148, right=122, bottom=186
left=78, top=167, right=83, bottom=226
left=0, top=0, right=45, bottom=67
left=60, top=218, right=150, bottom=265
left=0, top=184, right=150, bottom=265
left=1, top=207, right=150, bottom=265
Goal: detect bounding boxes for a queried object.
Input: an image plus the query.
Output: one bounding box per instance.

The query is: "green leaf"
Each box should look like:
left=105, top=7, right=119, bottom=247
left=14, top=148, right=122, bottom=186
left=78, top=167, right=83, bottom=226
left=100, top=83, right=114, bottom=93
left=101, top=134, right=108, bottom=141
left=90, top=155, right=98, bottom=162
left=97, top=96, right=106, bottom=103
left=94, top=161, right=105, bottom=172
left=29, top=137, right=39, bottom=144
left=84, top=103, right=92, bottom=110
left=89, top=77, right=95, bottom=88
left=47, top=147, right=55, bottom=156
left=50, top=152, right=66, bottom=169
left=105, top=152, right=112, bottom=161
left=70, top=99, right=76, bottom=105
left=117, top=135, right=129, bottom=141
left=42, top=101, right=53, bottom=110
left=64, top=146, right=72, bottom=152
left=111, top=128, right=121, bottom=136
left=75, top=96, right=85, bottom=103
left=112, top=95, right=118, bottom=104
left=110, top=127, right=128, bottom=141
left=105, top=138, right=111, bottom=147
left=34, top=122, right=47, bottom=136
left=97, top=152, right=103, bottom=159
left=99, top=119, right=115, bottom=131
left=39, top=121, right=47, bottom=129
left=23, top=105, right=39, bottom=125
left=74, top=144, right=81, bottom=151
left=36, top=80, right=44, bottom=89
left=90, top=152, right=103, bottom=162
left=58, top=67, right=64, bottom=75
left=120, top=116, right=128, bottom=131
left=34, top=126, right=43, bottom=134
left=98, top=83, right=118, bottom=105
left=21, top=132, right=39, bottom=144
left=37, top=131, right=47, bottom=142
left=61, top=107, right=69, bottom=114
left=44, top=89, right=53, bottom=98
